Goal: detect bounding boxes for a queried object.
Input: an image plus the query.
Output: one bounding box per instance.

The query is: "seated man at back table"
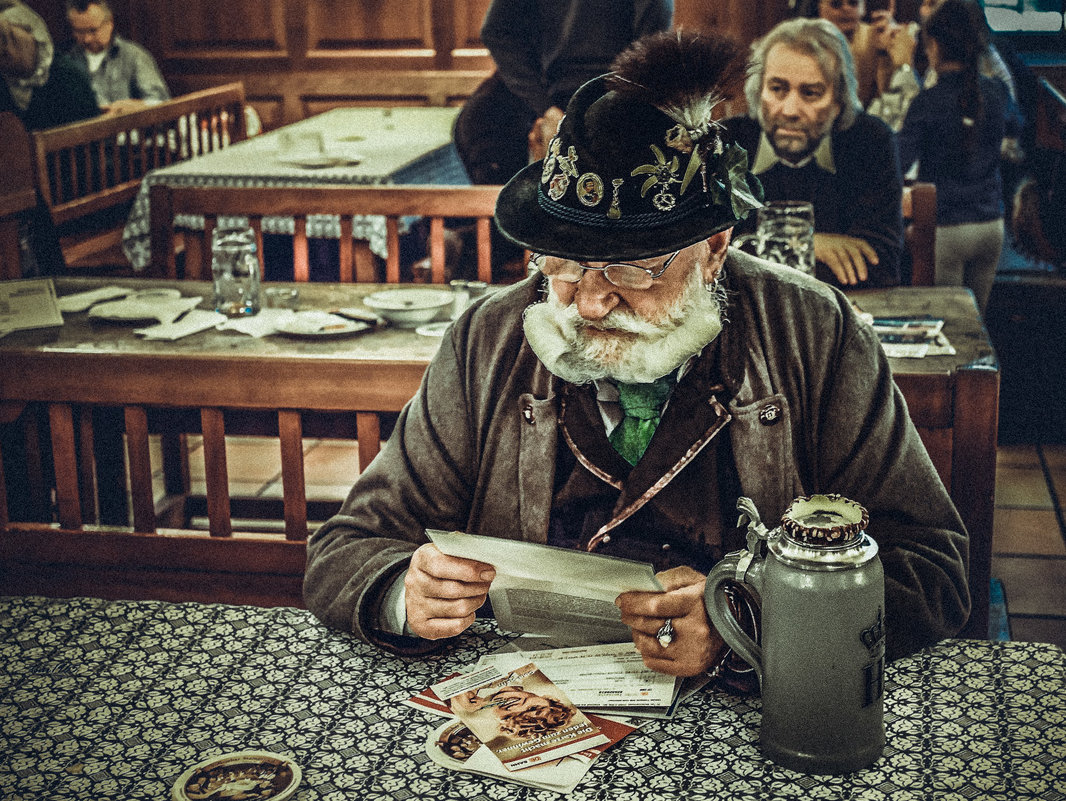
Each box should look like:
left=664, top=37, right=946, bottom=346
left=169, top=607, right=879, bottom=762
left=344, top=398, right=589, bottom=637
left=722, top=17, right=903, bottom=288
left=304, top=31, right=968, bottom=682
left=65, top=0, right=169, bottom=115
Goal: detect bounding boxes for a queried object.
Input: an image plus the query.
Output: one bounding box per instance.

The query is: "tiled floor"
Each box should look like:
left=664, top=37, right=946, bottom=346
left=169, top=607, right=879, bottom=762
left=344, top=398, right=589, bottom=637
left=992, top=444, right=1066, bottom=649
left=157, top=435, right=1066, bottom=649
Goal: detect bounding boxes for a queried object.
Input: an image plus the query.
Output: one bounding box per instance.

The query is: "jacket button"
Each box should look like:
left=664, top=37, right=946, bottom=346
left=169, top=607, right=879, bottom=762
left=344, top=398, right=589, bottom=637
left=661, top=543, right=671, bottom=551
left=601, top=534, right=611, bottom=544
left=522, top=405, right=534, bottom=424
left=759, top=403, right=782, bottom=425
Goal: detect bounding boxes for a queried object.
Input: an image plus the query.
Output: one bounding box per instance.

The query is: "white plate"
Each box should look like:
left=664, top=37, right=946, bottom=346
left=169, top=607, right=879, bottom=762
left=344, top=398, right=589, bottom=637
left=275, top=311, right=371, bottom=338
left=275, top=153, right=362, bottom=169
left=363, top=288, right=453, bottom=327
left=415, top=321, right=452, bottom=337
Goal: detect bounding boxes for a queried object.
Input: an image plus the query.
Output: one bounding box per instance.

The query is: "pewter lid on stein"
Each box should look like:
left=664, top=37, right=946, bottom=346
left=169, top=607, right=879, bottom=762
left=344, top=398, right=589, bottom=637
left=781, top=494, right=869, bottom=546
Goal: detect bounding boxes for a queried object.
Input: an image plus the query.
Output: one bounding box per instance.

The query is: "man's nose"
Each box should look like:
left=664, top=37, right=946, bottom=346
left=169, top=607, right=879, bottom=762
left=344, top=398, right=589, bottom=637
left=573, top=270, right=621, bottom=321
left=780, top=91, right=802, bottom=117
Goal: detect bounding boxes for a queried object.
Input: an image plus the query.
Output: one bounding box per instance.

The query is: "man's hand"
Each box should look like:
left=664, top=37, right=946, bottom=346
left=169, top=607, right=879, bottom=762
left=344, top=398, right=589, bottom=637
left=404, top=543, right=495, bottom=640
left=103, top=99, right=150, bottom=116
left=527, top=105, right=565, bottom=161
left=814, top=232, right=878, bottom=285
left=883, top=22, right=917, bottom=70
left=615, top=566, right=726, bottom=677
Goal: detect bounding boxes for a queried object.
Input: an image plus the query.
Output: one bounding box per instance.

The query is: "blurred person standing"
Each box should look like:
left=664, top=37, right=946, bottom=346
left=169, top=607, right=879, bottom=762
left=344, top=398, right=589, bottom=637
left=897, top=0, right=1022, bottom=315
left=454, top=0, right=673, bottom=186
left=66, top=0, right=169, bottom=115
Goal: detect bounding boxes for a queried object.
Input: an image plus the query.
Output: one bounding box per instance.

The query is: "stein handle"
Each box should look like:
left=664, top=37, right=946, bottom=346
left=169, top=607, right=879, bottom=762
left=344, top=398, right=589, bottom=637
left=705, top=552, right=764, bottom=687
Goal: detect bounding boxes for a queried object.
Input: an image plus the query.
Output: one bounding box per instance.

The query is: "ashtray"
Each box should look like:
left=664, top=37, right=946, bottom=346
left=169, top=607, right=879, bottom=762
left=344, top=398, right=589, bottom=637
left=171, top=750, right=301, bottom=801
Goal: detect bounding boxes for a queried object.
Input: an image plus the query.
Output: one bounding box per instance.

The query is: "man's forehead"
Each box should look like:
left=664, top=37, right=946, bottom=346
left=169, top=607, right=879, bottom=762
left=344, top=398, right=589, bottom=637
left=763, top=44, right=832, bottom=86
left=68, top=4, right=110, bottom=22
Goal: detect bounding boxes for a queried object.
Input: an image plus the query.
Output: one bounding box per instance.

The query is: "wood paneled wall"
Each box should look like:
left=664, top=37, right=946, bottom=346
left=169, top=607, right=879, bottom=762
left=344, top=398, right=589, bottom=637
left=28, top=0, right=793, bottom=129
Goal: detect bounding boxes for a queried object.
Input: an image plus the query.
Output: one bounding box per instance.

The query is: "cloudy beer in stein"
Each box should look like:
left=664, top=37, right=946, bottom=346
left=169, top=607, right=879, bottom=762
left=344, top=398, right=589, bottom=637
left=705, top=495, right=885, bottom=774
left=212, top=223, right=261, bottom=317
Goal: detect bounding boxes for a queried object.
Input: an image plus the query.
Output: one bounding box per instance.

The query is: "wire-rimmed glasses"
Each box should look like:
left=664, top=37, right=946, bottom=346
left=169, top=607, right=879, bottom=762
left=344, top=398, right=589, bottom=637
left=530, top=250, right=680, bottom=290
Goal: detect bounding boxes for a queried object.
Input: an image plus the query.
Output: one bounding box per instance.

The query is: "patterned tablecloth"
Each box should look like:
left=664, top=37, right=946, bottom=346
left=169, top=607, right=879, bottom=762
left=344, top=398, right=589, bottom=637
left=1, top=596, right=1063, bottom=801
left=121, top=107, right=468, bottom=271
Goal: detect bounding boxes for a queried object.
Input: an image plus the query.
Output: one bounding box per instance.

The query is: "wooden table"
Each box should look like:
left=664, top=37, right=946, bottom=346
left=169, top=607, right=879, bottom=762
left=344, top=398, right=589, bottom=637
left=1, top=596, right=1061, bottom=801
left=849, top=286, right=999, bottom=639
left=0, top=280, right=997, bottom=634
left=121, top=107, right=466, bottom=273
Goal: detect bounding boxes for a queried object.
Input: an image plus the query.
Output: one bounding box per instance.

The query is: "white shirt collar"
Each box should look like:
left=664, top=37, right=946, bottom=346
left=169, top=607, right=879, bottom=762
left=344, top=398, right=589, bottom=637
left=752, top=131, right=836, bottom=175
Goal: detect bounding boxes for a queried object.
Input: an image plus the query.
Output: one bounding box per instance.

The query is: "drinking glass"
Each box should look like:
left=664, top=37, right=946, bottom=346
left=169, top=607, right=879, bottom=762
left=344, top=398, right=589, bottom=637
left=736, top=201, right=816, bottom=276
left=211, top=223, right=261, bottom=317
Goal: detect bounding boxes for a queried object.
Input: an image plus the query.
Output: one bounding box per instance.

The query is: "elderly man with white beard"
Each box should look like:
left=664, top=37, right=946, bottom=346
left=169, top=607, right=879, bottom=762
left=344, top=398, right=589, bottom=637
left=304, top=31, right=970, bottom=685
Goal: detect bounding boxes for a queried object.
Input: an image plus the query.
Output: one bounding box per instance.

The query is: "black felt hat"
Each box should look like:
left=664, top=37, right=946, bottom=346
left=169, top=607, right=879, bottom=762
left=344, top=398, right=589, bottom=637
left=495, top=32, right=763, bottom=262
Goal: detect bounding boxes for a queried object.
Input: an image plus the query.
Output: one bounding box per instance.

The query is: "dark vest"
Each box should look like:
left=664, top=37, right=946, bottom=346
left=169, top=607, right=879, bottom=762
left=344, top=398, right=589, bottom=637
left=547, top=346, right=746, bottom=575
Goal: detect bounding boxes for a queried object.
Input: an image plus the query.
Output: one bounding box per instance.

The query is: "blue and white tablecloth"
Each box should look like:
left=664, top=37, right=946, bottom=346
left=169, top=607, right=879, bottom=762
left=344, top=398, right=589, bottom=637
left=121, top=107, right=468, bottom=272
left=1, top=596, right=1063, bottom=801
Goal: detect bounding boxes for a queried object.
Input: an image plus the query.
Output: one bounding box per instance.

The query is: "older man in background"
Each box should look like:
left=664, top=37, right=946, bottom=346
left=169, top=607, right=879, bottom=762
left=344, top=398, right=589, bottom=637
left=305, top=31, right=968, bottom=681
left=66, top=0, right=169, bottom=115
left=722, top=17, right=903, bottom=287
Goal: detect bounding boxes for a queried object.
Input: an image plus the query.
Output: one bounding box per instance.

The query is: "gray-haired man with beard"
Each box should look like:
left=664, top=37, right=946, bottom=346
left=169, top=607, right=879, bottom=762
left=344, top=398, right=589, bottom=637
left=304, top=31, right=969, bottom=683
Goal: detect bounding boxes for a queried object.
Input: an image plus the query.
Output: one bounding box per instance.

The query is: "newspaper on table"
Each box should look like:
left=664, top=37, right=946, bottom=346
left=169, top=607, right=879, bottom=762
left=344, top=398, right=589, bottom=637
left=425, top=712, right=638, bottom=794
left=0, top=279, right=63, bottom=336
left=431, top=662, right=609, bottom=771
left=426, top=529, right=662, bottom=644
left=871, top=315, right=956, bottom=358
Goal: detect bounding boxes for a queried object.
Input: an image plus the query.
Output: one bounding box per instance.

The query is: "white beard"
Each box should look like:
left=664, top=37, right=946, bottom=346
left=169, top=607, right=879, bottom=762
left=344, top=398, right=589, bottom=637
left=522, top=266, right=726, bottom=385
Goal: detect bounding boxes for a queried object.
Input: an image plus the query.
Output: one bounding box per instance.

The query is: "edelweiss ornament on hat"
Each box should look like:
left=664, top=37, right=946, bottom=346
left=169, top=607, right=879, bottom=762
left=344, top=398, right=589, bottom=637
left=495, top=30, right=763, bottom=262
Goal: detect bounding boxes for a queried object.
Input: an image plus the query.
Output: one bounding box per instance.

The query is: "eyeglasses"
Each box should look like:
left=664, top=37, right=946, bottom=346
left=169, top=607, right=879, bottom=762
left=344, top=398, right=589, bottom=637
left=530, top=251, right=680, bottom=290
left=825, top=0, right=861, bottom=8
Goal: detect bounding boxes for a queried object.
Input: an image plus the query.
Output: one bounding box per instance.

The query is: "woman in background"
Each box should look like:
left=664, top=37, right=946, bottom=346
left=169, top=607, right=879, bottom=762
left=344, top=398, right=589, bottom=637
left=897, top=0, right=1022, bottom=314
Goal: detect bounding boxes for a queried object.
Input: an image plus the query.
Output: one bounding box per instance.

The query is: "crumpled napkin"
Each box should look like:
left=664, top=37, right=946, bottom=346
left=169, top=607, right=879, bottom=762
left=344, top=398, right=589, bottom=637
left=135, top=309, right=227, bottom=340
left=215, top=308, right=296, bottom=337
left=89, top=294, right=203, bottom=325
left=58, top=286, right=132, bottom=313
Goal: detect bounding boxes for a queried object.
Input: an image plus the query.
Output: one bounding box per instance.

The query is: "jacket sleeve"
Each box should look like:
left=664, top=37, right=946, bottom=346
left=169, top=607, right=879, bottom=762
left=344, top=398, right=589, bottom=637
left=130, top=45, right=169, bottom=103
left=812, top=298, right=970, bottom=660
left=843, top=116, right=904, bottom=287
left=303, top=327, right=478, bottom=655
left=480, top=0, right=549, bottom=114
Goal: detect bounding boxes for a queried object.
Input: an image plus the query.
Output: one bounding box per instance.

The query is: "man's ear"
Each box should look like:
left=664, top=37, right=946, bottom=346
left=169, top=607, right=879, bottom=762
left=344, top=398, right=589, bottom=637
left=702, top=229, right=732, bottom=284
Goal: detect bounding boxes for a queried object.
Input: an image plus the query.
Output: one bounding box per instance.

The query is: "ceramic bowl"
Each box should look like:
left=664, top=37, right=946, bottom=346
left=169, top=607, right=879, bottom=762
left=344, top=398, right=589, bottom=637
left=362, top=288, right=454, bottom=327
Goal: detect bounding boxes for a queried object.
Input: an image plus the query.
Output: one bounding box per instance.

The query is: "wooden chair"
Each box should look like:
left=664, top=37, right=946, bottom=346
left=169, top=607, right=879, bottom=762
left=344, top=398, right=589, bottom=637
left=148, top=183, right=503, bottom=284
left=32, top=83, right=248, bottom=270
left=0, top=113, right=37, bottom=279
left=903, top=182, right=937, bottom=286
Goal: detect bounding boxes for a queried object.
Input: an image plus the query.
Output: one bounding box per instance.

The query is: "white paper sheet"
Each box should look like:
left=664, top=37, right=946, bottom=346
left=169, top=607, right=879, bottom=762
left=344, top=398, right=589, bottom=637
left=0, top=279, right=63, bottom=335
left=427, top=530, right=662, bottom=644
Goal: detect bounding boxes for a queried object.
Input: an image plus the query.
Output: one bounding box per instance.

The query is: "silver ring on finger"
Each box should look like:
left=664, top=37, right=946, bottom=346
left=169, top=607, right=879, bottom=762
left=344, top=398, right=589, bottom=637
left=656, top=618, right=675, bottom=649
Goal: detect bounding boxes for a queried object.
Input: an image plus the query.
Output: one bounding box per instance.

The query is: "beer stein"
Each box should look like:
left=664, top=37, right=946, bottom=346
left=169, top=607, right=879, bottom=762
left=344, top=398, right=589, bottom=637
left=705, top=495, right=885, bottom=774
left=732, top=200, right=815, bottom=275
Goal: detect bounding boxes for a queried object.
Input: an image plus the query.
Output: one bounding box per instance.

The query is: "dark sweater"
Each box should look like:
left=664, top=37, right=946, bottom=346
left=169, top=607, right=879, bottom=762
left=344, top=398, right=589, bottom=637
left=723, top=114, right=903, bottom=288
left=897, top=71, right=1022, bottom=226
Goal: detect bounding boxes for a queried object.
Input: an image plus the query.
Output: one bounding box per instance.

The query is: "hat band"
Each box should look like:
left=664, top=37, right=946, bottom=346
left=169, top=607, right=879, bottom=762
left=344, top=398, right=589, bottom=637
left=536, top=183, right=709, bottom=230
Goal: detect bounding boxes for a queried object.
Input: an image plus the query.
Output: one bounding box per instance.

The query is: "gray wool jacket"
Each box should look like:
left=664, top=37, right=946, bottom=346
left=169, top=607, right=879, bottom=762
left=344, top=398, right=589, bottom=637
left=304, top=249, right=970, bottom=662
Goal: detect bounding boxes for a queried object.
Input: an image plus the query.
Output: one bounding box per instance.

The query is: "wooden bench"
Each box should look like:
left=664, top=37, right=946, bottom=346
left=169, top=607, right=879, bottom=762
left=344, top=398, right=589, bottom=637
left=32, top=83, right=248, bottom=270
left=148, top=183, right=503, bottom=284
